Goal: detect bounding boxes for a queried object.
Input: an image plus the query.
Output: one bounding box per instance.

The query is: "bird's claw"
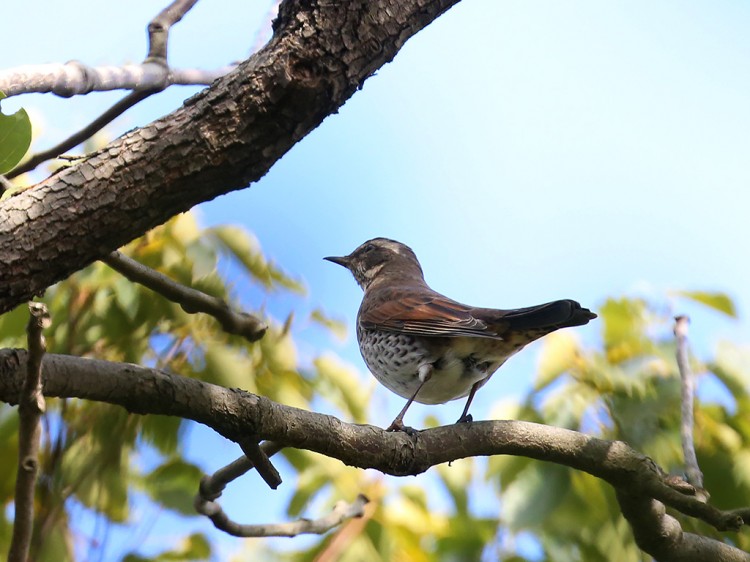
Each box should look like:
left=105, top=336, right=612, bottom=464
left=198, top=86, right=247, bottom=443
left=456, top=413, right=473, bottom=424
left=386, top=420, right=419, bottom=435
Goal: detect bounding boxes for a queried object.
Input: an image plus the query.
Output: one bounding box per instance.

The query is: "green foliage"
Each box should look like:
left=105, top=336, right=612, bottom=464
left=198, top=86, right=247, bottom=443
left=122, top=533, right=211, bottom=561
left=490, top=292, right=750, bottom=560
left=0, top=214, right=354, bottom=561
left=0, top=91, right=32, bottom=174
left=2, top=211, right=750, bottom=561
left=674, top=290, right=737, bottom=318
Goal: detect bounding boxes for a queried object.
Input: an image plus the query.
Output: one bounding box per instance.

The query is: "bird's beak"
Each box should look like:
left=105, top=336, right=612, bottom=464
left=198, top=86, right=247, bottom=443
left=324, top=255, right=350, bottom=268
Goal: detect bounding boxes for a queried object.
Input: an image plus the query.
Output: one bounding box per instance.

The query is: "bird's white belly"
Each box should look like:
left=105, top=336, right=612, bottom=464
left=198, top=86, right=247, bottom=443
left=359, top=330, right=512, bottom=405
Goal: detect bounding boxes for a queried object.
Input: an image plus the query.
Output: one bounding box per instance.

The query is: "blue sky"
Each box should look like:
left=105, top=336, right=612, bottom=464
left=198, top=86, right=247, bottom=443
left=4, top=0, right=750, bottom=559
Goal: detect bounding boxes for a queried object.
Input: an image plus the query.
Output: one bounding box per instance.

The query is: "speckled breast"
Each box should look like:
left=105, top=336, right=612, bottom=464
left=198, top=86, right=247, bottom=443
left=356, top=326, right=515, bottom=405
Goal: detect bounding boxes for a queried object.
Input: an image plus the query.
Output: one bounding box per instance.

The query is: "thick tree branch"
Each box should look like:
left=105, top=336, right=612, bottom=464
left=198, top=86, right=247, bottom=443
left=617, top=491, right=750, bottom=562
left=0, top=0, right=461, bottom=314
left=0, top=348, right=747, bottom=560
left=6, top=90, right=159, bottom=180
left=7, top=304, right=50, bottom=562
left=102, top=250, right=267, bottom=341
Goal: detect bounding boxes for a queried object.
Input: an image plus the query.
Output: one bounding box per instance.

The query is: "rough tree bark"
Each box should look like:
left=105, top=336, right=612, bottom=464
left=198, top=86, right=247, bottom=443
left=0, top=0, right=459, bottom=314
left=3, top=1, right=749, bottom=560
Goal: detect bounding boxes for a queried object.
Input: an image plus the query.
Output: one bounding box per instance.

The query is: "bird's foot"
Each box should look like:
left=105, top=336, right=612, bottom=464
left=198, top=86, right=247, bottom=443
left=455, top=413, right=473, bottom=424
left=386, top=419, right=419, bottom=435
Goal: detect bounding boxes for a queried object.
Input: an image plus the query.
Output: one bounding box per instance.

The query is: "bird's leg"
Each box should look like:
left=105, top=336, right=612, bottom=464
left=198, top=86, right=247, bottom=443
left=386, top=363, right=433, bottom=434
left=456, top=380, right=481, bottom=424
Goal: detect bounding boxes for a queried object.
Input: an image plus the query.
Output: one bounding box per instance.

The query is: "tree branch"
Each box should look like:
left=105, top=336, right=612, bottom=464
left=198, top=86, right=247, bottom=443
left=3, top=0, right=222, bottom=182
left=102, top=250, right=267, bottom=342
left=675, top=315, right=704, bottom=488
left=617, top=491, right=750, bottom=562
left=7, top=304, right=50, bottom=562
left=196, top=441, right=368, bottom=537
left=6, top=90, right=159, bottom=180
left=0, top=62, right=233, bottom=98
left=147, top=0, right=201, bottom=61
left=0, top=0, right=462, bottom=314
left=0, top=348, right=746, bottom=559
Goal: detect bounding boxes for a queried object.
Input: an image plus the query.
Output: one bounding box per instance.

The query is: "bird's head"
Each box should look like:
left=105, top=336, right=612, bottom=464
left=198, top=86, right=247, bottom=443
left=325, top=238, right=424, bottom=290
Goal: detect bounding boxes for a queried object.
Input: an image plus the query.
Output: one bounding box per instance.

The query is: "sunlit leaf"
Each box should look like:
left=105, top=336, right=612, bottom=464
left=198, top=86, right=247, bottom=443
left=674, top=290, right=737, bottom=318
left=310, top=308, right=348, bottom=341
left=313, top=354, right=369, bottom=422
left=599, top=297, right=650, bottom=362
left=535, top=331, right=581, bottom=390
left=0, top=91, right=32, bottom=174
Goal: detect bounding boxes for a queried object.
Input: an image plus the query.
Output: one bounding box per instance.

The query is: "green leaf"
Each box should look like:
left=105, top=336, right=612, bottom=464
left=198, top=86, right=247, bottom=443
left=674, top=290, right=737, bottom=318
left=142, top=459, right=203, bottom=516
left=310, top=308, right=348, bottom=341
left=313, top=354, right=369, bottom=422
left=140, top=415, right=183, bottom=456
left=0, top=92, right=32, bottom=174
left=534, top=331, right=581, bottom=390
left=122, top=533, right=211, bottom=562
left=502, top=463, right=570, bottom=529
left=599, top=297, right=650, bottom=362
left=203, top=345, right=255, bottom=389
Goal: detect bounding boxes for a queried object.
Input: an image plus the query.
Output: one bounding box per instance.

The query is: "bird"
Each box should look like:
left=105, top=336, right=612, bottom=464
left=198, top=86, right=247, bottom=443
left=325, top=237, right=597, bottom=433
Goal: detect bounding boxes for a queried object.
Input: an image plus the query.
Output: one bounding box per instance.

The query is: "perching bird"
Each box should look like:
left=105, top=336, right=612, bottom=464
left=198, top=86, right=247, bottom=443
left=325, top=238, right=596, bottom=432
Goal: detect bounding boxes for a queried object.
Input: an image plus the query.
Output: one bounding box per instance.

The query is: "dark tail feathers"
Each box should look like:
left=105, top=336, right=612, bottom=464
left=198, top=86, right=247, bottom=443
left=503, top=299, right=596, bottom=331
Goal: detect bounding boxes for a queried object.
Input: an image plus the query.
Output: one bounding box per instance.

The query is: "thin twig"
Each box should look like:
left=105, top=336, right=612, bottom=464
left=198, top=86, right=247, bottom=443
left=102, top=251, right=267, bottom=341
left=3, top=0, right=228, bottom=180
left=675, top=315, right=704, bottom=488
left=147, top=0, right=200, bottom=60
left=8, top=303, right=50, bottom=562
left=197, top=488, right=368, bottom=538
left=7, top=89, right=159, bottom=179
left=196, top=442, right=365, bottom=538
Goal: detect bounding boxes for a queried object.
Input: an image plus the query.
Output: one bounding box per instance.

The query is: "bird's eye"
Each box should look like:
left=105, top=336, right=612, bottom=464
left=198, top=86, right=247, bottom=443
left=363, top=243, right=375, bottom=253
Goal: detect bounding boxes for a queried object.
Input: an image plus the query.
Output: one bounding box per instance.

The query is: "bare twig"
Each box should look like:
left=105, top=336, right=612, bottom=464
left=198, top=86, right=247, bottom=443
left=0, top=62, right=233, bottom=99
left=238, top=436, right=282, bottom=489
left=8, top=303, right=50, bottom=562
left=198, top=490, right=368, bottom=538
left=102, top=251, right=267, bottom=341
left=196, top=440, right=368, bottom=537
left=147, top=0, right=200, bottom=60
left=6, top=89, right=158, bottom=179
left=675, top=315, right=704, bottom=488
left=199, top=441, right=284, bottom=500
left=315, top=495, right=373, bottom=562
left=1, top=0, right=233, bottom=181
